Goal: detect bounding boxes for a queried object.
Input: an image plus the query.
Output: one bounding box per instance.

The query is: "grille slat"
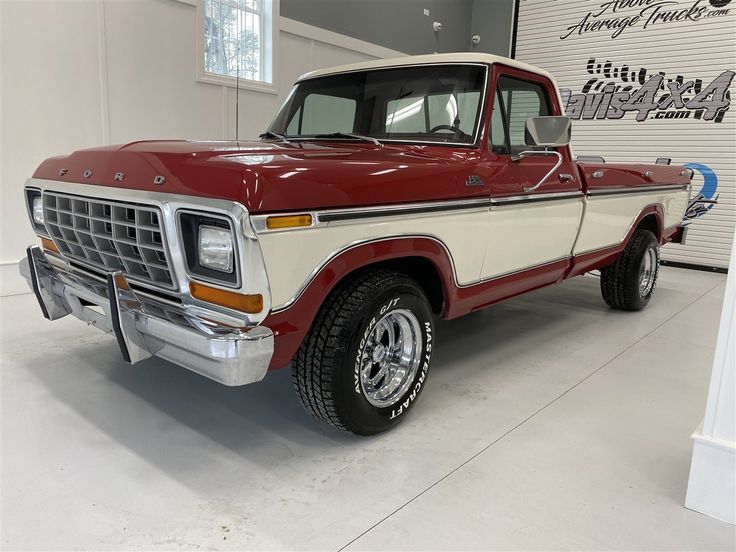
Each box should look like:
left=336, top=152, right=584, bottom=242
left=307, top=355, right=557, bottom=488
left=43, top=192, right=174, bottom=289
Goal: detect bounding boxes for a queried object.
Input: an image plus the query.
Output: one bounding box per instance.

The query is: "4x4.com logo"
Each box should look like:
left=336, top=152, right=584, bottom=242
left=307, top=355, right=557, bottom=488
left=559, top=58, right=735, bottom=123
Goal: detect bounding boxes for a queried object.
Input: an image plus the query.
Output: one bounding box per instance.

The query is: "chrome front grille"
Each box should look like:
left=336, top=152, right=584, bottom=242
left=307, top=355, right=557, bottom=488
left=43, top=191, right=174, bottom=289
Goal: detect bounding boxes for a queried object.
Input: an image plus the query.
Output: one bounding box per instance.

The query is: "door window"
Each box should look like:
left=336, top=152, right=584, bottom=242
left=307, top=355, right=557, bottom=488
left=495, top=76, right=551, bottom=152
left=489, top=91, right=508, bottom=153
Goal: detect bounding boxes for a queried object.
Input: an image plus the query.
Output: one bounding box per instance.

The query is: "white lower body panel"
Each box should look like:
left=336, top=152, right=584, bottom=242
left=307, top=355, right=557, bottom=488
left=575, top=189, right=689, bottom=255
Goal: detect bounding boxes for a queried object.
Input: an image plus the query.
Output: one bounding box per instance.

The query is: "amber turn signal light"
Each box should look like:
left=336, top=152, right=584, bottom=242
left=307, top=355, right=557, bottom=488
left=189, top=282, right=263, bottom=313
left=266, top=214, right=312, bottom=230
left=40, top=237, right=59, bottom=253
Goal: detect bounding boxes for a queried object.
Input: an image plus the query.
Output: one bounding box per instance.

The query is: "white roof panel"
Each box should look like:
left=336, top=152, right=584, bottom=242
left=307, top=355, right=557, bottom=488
left=297, top=52, right=557, bottom=83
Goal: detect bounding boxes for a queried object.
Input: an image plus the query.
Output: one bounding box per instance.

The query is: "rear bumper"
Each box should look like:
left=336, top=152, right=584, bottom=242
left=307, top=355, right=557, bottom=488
left=19, top=245, right=274, bottom=386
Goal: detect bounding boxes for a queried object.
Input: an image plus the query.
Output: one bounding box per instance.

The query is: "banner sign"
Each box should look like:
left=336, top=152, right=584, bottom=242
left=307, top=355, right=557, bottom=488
left=560, top=60, right=734, bottom=123
left=561, top=0, right=733, bottom=40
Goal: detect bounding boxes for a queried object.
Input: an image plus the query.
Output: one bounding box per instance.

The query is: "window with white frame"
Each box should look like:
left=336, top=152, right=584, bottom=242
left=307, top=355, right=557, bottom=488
left=203, top=0, right=273, bottom=85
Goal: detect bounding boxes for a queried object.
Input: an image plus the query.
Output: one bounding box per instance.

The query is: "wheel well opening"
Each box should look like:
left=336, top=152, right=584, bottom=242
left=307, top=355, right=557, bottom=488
left=636, top=214, right=661, bottom=241
left=354, top=257, right=445, bottom=314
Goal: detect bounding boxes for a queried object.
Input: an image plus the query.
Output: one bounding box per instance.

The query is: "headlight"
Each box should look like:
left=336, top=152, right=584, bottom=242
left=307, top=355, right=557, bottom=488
left=32, top=195, right=45, bottom=225
left=198, top=225, right=233, bottom=272
left=25, top=188, right=47, bottom=234
left=178, top=212, right=238, bottom=286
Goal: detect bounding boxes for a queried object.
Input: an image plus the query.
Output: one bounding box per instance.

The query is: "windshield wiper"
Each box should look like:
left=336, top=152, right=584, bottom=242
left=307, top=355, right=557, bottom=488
left=259, top=131, right=289, bottom=142
left=313, top=132, right=383, bottom=147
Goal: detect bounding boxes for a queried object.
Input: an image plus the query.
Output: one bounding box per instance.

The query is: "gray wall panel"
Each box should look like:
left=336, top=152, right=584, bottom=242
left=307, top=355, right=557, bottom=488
left=470, top=0, right=514, bottom=56
left=281, top=0, right=475, bottom=54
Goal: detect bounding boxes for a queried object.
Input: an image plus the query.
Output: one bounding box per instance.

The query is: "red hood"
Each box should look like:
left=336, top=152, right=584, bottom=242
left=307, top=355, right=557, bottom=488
left=33, top=139, right=481, bottom=212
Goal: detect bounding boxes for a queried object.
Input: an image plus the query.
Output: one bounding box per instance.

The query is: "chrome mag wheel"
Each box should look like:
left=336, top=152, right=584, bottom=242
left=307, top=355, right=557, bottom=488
left=359, top=309, right=423, bottom=408
left=639, top=245, right=658, bottom=297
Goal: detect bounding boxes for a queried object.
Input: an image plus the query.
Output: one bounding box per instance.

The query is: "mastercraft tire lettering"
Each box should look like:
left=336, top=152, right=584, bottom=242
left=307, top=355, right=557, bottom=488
left=292, top=270, right=434, bottom=435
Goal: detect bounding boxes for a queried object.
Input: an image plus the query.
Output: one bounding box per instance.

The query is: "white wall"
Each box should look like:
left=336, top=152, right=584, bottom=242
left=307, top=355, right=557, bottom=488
left=686, top=232, right=736, bottom=525
left=0, top=0, right=403, bottom=296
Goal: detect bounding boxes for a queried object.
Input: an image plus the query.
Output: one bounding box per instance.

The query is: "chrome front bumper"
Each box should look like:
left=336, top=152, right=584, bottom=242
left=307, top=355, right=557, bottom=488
left=19, top=245, right=274, bottom=386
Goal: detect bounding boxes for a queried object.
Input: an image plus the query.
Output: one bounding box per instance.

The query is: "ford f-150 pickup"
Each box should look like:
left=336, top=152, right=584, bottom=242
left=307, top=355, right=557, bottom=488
left=20, top=53, right=692, bottom=434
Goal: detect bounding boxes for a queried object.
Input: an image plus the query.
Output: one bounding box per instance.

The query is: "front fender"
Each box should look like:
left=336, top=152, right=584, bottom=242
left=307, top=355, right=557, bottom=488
left=263, top=236, right=455, bottom=369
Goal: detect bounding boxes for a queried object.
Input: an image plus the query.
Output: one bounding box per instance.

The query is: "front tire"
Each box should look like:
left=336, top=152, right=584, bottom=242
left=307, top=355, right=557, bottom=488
left=292, top=270, right=434, bottom=435
left=600, top=229, right=660, bottom=311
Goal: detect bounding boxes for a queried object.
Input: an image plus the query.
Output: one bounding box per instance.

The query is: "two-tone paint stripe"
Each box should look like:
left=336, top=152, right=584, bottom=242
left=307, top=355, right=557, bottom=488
left=252, top=184, right=686, bottom=233
left=586, top=184, right=688, bottom=198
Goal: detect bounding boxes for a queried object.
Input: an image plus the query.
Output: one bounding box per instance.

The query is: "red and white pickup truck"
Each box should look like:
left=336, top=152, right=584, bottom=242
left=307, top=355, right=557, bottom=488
left=21, top=53, right=691, bottom=434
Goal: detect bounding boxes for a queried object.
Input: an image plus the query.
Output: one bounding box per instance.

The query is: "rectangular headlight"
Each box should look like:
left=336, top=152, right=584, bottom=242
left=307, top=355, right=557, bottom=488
left=178, top=212, right=238, bottom=285
left=25, top=188, right=47, bottom=235
left=198, top=225, right=233, bottom=272
left=32, top=195, right=45, bottom=225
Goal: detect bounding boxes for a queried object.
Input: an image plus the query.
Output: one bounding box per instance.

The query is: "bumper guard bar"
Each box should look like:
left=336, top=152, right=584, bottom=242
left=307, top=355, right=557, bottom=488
left=21, top=245, right=274, bottom=386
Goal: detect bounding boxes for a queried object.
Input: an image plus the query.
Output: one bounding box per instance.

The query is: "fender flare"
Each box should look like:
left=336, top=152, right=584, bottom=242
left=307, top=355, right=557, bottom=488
left=635, top=203, right=665, bottom=242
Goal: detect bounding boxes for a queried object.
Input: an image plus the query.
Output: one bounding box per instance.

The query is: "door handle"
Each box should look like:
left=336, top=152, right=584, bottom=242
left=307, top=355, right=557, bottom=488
left=558, top=173, right=574, bottom=183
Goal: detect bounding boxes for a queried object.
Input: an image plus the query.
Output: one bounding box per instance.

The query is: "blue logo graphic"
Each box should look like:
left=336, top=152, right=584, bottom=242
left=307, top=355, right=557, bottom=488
left=683, top=162, right=719, bottom=224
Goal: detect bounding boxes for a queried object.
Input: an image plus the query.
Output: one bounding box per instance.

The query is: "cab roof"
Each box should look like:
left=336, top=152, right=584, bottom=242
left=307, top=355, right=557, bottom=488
left=298, top=52, right=557, bottom=83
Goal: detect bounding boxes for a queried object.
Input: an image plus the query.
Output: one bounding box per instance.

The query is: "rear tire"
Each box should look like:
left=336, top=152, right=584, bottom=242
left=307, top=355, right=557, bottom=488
left=600, top=229, right=660, bottom=311
left=292, top=270, right=434, bottom=435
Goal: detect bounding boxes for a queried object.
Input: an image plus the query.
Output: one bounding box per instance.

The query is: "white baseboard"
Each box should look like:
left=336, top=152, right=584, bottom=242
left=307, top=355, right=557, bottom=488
left=0, top=262, right=28, bottom=297
left=686, top=424, right=736, bottom=525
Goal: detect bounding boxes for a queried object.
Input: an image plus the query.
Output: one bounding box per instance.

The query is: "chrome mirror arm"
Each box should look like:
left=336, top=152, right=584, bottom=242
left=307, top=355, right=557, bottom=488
left=511, top=150, right=564, bottom=193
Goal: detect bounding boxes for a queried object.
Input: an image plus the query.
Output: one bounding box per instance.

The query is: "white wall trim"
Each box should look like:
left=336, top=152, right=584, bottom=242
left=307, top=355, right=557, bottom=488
left=279, top=17, right=406, bottom=60
left=96, top=0, right=111, bottom=145
left=692, top=431, right=736, bottom=454
left=686, top=235, right=736, bottom=525
left=508, top=0, right=517, bottom=57
left=686, top=427, right=736, bottom=525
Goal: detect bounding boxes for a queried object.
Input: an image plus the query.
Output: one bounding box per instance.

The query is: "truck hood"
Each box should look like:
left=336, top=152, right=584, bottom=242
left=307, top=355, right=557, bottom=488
left=33, top=139, right=479, bottom=212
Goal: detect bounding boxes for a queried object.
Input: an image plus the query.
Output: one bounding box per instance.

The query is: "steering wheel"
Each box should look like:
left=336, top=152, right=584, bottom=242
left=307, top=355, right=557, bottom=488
left=429, top=124, right=471, bottom=141
left=430, top=124, right=462, bottom=134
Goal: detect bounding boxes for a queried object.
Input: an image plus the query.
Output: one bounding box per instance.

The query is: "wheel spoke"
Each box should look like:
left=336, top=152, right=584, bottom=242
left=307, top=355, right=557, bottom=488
left=358, top=309, right=424, bottom=408
left=374, top=319, right=387, bottom=344
left=385, top=319, right=396, bottom=349
left=371, top=363, right=390, bottom=386
left=639, top=246, right=658, bottom=297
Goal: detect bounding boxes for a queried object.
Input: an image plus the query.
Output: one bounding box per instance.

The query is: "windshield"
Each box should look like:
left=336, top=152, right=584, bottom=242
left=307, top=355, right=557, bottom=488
left=267, top=64, right=486, bottom=145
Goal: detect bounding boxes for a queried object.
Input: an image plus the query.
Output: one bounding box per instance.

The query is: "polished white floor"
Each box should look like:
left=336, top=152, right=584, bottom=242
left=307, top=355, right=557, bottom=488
left=1, top=266, right=734, bottom=551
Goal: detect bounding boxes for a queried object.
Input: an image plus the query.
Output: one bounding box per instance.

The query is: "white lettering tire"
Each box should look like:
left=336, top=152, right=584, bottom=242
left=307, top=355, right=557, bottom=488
left=292, top=270, right=434, bottom=435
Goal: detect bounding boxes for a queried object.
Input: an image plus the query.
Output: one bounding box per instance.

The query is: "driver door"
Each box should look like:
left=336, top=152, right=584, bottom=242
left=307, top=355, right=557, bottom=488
left=477, top=68, right=583, bottom=281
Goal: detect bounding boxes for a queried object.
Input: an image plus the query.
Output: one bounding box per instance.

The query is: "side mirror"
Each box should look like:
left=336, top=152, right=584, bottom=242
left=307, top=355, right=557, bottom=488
left=524, top=116, right=571, bottom=147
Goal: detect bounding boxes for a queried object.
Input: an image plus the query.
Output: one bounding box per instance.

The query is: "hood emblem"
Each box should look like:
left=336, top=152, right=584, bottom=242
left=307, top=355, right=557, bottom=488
left=83, top=170, right=93, bottom=178
left=153, top=175, right=166, bottom=185
left=59, top=168, right=68, bottom=176
left=114, top=172, right=125, bottom=182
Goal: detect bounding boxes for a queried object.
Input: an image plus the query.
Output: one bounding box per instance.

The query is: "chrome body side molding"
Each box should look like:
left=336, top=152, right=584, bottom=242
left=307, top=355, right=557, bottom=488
left=252, top=191, right=584, bottom=233
left=586, top=184, right=688, bottom=197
